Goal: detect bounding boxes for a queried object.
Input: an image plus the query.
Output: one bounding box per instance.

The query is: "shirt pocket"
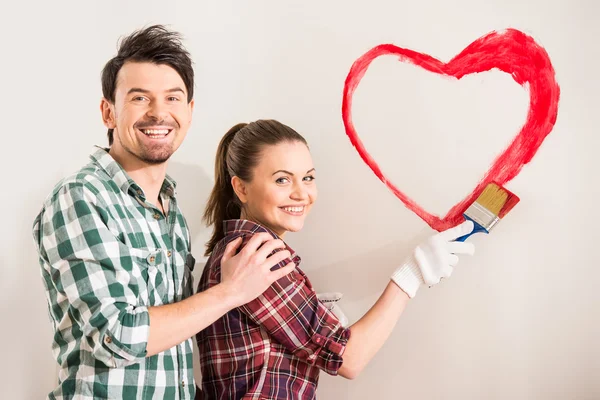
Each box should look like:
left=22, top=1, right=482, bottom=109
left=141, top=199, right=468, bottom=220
left=129, top=247, right=168, bottom=306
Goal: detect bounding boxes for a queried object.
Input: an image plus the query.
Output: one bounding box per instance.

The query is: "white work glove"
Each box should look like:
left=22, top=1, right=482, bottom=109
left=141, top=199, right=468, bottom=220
left=390, top=220, right=475, bottom=298
left=317, top=292, right=349, bottom=327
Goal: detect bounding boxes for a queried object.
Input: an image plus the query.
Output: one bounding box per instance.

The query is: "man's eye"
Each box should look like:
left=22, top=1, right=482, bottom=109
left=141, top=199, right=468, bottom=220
left=167, top=96, right=180, bottom=101
left=132, top=96, right=147, bottom=101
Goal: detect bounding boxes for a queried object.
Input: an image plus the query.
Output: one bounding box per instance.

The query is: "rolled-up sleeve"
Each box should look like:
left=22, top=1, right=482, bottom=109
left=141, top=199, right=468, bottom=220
left=237, top=237, right=351, bottom=375
left=35, top=183, right=150, bottom=368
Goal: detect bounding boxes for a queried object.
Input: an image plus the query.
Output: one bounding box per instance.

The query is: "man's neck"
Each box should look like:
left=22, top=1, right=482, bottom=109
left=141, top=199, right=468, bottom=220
left=109, top=147, right=168, bottom=210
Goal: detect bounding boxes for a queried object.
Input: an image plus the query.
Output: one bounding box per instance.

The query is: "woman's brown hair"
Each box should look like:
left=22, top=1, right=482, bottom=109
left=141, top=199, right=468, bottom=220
left=203, top=119, right=307, bottom=256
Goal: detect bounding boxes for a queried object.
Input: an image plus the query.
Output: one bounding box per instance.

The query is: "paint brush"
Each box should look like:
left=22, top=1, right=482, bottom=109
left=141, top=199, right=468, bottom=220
left=456, top=182, right=520, bottom=242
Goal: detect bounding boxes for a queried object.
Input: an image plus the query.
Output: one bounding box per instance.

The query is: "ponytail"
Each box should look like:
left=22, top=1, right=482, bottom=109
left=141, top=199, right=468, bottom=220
left=203, top=123, right=247, bottom=256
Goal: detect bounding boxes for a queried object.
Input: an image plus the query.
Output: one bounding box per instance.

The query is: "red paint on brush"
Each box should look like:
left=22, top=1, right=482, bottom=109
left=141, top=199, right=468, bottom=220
left=497, top=186, right=521, bottom=219
left=342, top=28, right=560, bottom=231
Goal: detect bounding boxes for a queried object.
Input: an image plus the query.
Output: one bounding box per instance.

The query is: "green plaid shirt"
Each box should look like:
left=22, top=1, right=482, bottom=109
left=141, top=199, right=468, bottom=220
left=33, top=147, right=196, bottom=400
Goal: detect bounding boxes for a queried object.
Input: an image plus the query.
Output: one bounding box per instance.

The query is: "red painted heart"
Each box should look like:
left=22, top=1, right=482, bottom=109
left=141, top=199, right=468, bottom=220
left=342, top=28, right=560, bottom=231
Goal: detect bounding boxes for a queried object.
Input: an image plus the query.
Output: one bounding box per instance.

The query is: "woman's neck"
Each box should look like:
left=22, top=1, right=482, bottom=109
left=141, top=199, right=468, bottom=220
left=239, top=210, right=286, bottom=239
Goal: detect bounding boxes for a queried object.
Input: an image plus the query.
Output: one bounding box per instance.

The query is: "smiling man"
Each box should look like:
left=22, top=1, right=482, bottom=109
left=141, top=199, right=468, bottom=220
left=32, top=25, right=296, bottom=400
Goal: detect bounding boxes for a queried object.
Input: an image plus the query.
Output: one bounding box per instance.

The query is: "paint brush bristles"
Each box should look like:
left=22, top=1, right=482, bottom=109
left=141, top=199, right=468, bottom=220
left=475, top=183, right=509, bottom=215
left=474, top=183, right=520, bottom=222
left=456, top=182, right=520, bottom=242
left=497, top=190, right=520, bottom=219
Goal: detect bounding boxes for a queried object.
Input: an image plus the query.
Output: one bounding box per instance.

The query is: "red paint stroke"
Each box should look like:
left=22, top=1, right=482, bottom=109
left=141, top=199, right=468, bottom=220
left=342, top=28, right=560, bottom=231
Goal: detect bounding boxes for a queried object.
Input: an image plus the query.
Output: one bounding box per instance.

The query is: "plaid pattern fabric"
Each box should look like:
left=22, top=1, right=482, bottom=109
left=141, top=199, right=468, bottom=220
left=32, top=147, right=196, bottom=400
left=196, top=220, right=351, bottom=400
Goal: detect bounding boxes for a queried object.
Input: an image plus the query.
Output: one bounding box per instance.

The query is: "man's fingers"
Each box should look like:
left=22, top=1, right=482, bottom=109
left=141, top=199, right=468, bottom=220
left=241, top=232, right=279, bottom=254
left=446, top=241, right=475, bottom=256
left=439, top=220, right=475, bottom=241
left=269, top=260, right=296, bottom=282
left=253, top=238, right=286, bottom=261
left=262, top=249, right=291, bottom=271
left=221, top=237, right=242, bottom=264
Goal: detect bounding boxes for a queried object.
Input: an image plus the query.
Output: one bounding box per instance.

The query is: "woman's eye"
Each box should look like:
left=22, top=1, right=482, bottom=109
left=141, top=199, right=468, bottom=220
left=303, top=175, right=315, bottom=182
left=276, top=177, right=290, bottom=184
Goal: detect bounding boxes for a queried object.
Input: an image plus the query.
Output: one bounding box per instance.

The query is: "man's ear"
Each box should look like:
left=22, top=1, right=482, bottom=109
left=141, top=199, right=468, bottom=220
left=231, top=176, right=248, bottom=204
left=188, top=98, right=194, bottom=124
left=100, top=98, right=116, bottom=129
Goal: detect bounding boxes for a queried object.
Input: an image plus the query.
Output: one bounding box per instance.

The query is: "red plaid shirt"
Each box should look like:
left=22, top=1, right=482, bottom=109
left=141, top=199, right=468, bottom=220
left=196, top=220, right=351, bottom=400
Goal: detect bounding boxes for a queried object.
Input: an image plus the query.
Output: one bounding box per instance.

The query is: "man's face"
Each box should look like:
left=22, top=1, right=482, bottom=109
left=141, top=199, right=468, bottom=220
left=102, top=61, right=194, bottom=164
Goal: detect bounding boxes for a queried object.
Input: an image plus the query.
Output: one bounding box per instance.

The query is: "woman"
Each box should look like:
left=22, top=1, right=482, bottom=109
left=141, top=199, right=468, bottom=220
left=196, top=119, right=475, bottom=399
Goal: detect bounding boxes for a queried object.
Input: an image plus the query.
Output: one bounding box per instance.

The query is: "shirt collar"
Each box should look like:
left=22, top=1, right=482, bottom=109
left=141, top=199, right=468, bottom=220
left=223, top=219, right=301, bottom=263
left=90, top=146, right=177, bottom=198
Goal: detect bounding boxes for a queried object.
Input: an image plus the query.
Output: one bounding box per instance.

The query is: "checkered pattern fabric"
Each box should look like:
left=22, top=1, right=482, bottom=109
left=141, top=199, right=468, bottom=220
left=33, top=147, right=196, bottom=399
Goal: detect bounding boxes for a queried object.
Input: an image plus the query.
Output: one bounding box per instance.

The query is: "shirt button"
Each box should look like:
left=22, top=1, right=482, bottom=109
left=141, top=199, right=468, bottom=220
left=167, top=251, right=172, bottom=257
left=181, top=381, right=185, bottom=388
left=153, top=213, right=161, bottom=220
left=136, top=189, right=143, bottom=196
left=105, top=336, right=112, bottom=344
left=149, top=256, right=155, bottom=263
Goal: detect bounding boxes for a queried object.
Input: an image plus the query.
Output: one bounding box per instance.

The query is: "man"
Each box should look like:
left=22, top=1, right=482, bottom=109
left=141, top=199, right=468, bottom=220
left=32, top=25, right=295, bottom=399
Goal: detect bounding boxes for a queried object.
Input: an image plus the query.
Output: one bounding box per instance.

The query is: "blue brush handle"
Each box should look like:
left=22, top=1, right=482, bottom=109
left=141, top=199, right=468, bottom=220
left=455, top=215, right=489, bottom=242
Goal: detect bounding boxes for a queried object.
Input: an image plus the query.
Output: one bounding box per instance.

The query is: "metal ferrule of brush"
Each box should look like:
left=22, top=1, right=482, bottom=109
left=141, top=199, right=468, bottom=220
left=464, top=202, right=500, bottom=232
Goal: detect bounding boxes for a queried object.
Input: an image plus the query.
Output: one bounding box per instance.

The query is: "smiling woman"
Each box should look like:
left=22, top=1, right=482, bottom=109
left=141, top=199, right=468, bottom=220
left=195, top=119, right=476, bottom=399
left=233, top=140, right=317, bottom=237
left=202, top=120, right=313, bottom=254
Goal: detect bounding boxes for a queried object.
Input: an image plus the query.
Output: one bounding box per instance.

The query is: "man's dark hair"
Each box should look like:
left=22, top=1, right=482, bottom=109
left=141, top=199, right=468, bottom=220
left=101, top=25, right=194, bottom=145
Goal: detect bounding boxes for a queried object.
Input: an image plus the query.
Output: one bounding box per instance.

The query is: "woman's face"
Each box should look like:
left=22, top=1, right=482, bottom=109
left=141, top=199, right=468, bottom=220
left=234, top=141, right=317, bottom=238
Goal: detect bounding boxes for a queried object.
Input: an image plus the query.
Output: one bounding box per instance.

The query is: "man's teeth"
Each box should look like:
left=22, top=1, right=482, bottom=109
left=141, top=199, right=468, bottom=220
left=142, top=129, right=169, bottom=135
left=282, top=206, right=304, bottom=213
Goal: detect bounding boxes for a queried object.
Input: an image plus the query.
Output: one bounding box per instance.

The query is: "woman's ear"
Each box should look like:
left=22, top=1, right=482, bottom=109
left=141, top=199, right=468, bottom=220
left=231, top=176, right=248, bottom=204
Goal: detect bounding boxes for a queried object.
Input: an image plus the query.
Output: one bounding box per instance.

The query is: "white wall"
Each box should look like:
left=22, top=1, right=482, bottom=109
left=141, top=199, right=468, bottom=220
left=2, top=1, right=598, bottom=399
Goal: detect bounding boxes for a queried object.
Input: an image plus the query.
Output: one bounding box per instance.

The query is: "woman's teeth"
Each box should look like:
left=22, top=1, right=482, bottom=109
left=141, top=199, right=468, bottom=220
left=282, top=206, right=304, bottom=213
